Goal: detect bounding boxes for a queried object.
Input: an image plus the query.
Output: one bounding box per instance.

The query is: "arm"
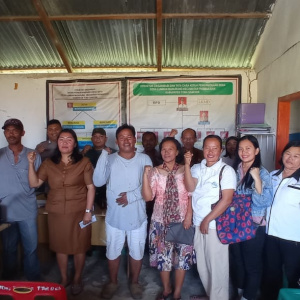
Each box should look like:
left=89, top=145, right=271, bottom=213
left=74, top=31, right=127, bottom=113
left=251, top=168, right=273, bottom=209
left=93, top=150, right=110, bottom=187
left=200, top=189, right=234, bottom=234
left=27, top=151, right=44, bottom=188
left=184, top=151, right=198, bottom=192
left=82, top=183, right=96, bottom=224
left=183, top=195, right=193, bottom=229
left=142, top=165, right=155, bottom=201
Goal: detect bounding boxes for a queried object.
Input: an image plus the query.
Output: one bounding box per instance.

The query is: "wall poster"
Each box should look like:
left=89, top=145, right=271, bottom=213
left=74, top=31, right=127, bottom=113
left=47, top=80, right=122, bottom=149
left=127, top=77, right=240, bottom=151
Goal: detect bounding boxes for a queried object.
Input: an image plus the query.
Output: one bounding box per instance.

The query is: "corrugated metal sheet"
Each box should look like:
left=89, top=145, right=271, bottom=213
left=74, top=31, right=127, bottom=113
left=0, top=0, right=276, bottom=72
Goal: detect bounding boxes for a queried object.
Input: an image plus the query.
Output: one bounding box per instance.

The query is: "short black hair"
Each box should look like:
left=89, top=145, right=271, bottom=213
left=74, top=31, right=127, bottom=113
left=47, top=119, right=61, bottom=127
left=116, top=123, right=136, bottom=139
left=142, top=131, right=157, bottom=141
left=203, top=134, right=222, bottom=149
left=181, top=128, right=197, bottom=138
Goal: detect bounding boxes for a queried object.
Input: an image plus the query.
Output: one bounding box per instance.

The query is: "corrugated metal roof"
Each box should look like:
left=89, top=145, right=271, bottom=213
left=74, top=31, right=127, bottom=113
left=0, top=0, right=276, bottom=73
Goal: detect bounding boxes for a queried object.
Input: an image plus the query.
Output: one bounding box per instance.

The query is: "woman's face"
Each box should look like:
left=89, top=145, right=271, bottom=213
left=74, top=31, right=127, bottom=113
left=203, top=137, right=222, bottom=167
left=226, top=139, right=237, bottom=157
left=282, top=146, right=300, bottom=172
left=161, top=140, right=178, bottom=163
left=57, top=132, right=76, bottom=155
left=238, top=139, right=259, bottom=164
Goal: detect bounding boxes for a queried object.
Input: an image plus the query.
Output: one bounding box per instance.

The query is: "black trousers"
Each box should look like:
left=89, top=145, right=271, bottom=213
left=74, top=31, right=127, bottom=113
left=260, top=235, right=300, bottom=300
left=230, top=225, right=266, bottom=300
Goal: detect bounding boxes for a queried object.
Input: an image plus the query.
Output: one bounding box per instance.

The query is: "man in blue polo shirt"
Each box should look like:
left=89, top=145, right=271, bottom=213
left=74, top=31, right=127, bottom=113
left=0, top=118, right=41, bottom=281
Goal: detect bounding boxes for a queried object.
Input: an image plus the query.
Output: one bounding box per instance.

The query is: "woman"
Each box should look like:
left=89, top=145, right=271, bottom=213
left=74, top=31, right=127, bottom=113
left=222, top=136, right=238, bottom=167
left=28, top=129, right=95, bottom=295
left=184, top=135, right=236, bottom=300
left=142, top=137, right=195, bottom=300
left=230, top=135, right=273, bottom=300
left=261, top=140, right=300, bottom=300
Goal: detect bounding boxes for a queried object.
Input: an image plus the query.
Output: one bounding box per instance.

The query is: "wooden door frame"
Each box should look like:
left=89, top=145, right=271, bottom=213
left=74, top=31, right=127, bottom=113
left=276, top=91, right=300, bottom=168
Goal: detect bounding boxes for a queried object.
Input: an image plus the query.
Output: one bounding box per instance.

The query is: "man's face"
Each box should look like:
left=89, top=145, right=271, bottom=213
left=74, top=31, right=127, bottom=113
left=181, top=129, right=196, bottom=151
left=4, top=125, right=24, bottom=146
left=116, top=129, right=136, bottom=154
left=47, top=124, right=62, bottom=142
left=142, top=133, right=157, bottom=152
left=91, top=133, right=107, bottom=150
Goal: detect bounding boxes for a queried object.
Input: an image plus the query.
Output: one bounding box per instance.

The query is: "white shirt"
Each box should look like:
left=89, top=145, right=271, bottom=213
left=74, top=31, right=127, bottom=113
left=191, top=159, right=236, bottom=229
left=267, top=170, right=300, bottom=242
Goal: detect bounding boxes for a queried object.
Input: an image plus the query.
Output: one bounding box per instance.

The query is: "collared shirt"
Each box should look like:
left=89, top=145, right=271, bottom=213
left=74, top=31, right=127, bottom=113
left=191, top=159, right=236, bottom=229
left=0, top=146, right=41, bottom=222
left=93, top=150, right=152, bottom=231
left=267, top=169, right=300, bottom=242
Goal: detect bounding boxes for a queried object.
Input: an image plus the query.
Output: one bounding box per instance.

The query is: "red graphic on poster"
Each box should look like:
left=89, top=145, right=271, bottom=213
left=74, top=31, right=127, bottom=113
left=197, top=131, right=202, bottom=140
left=200, top=111, right=209, bottom=122
left=67, top=102, right=73, bottom=108
left=220, top=131, right=229, bottom=140
left=206, top=131, right=215, bottom=136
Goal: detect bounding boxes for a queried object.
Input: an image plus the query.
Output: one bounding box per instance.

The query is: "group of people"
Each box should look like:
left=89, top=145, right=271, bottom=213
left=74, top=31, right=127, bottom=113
left=0, top=118, right=299, bottom=300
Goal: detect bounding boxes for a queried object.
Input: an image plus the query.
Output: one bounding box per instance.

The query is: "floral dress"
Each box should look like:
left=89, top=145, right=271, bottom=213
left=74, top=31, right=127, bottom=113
left=148, top=167, right=196, bottom=271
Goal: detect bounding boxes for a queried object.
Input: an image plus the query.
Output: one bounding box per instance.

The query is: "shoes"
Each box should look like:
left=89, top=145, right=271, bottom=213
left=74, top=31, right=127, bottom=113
left=101, top=282, right=119, bottom=299
left=71, top=282, right=84, bottom=295
left=156, top=291, right=172, bottom=300
left=129, top=283, right=143, bottom=299
left=190, top=296, right=209, bottom=300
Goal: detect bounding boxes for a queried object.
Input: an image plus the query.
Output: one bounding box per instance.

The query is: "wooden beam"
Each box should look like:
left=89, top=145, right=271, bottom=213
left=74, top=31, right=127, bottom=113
left=156, top=0, right=163, bottom=72
left=163, top=12, right=270, bottom=19
left=31, top=0, right=73, bottom=73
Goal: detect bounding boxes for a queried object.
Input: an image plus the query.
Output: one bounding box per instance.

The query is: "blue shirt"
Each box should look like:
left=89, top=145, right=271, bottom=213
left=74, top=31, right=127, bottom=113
left=0, top=146, right=41, bottom=222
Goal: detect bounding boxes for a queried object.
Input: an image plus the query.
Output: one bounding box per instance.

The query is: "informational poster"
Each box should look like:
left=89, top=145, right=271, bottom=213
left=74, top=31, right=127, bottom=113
left=127, top=77, right=239, bottom=151
left=47, top=80, right=122, bottom=149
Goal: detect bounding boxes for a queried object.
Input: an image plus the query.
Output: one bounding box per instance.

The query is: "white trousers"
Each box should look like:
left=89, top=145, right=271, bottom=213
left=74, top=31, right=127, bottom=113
left=194, top=227, right=229, bottom=300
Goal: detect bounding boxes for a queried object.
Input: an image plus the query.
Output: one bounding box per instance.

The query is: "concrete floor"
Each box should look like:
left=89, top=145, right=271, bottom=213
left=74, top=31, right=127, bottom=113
left=38, top=245, right=207, bottom=300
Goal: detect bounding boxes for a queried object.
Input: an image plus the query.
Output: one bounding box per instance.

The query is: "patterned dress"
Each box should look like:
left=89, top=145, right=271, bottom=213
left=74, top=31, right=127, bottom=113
left=148, top=167, right=196, bottom=271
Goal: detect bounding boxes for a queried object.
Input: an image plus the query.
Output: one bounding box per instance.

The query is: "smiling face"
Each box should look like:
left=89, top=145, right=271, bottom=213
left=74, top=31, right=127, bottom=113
left=282, top=146, right=300, bottom=173
left=47, top=123, right=62, bottom=142
left=4, top=125, right=24, bottom=146
left=116, top=128, right=136, bottom=155
left=203, top=137, right=222, bottom=167
left=92, top=133, right=107, bottom=150
left=181, top=129, right=196, bottom=151
left=57, top=132, right=76, bottom=155
left=160, top=140, right=178, bottom=164
left=238, top=139, right=259, bottom=165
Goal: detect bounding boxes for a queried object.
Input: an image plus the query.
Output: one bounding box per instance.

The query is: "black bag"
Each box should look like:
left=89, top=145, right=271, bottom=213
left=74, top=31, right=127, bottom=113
left=165, top=222, right=195, bottom=245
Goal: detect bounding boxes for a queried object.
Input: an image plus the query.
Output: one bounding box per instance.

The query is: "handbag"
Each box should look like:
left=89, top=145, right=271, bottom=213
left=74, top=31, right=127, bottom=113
left=211, top=166, right=257, bottom=244
left=165, top=222, right=195, bottom=245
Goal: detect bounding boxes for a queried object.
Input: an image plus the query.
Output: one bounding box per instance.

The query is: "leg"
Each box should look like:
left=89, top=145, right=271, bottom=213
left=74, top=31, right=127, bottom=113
left=281, top=239, right=300, bottom=289
left=241, top=226, right=266, bottom=300
left=261, top=235, right=283, bottom=300
left=73, top=253, right=86, bottom=284
left=1, top=222, right=19, bottom=280
left=158, top=271, right=172, bottom=297
left=173, top=269, right=186, bottom=299
left=108, top=256, right=121, bottom=283
left=229, top=242, right=245, bottom=290
left=56, top=253, right=69, bottom=285
left=18, top=218, right=41, bottom=281
left=129, top=256, right=143, bottom=284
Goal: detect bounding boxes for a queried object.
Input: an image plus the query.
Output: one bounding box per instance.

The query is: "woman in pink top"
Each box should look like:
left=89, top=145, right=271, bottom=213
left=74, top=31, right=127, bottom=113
left=142, top=137, right=195, bottom=300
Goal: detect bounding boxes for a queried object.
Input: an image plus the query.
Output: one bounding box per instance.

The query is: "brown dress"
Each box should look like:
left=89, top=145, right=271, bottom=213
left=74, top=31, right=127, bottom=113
left=37, top=157, right=93, bottom=254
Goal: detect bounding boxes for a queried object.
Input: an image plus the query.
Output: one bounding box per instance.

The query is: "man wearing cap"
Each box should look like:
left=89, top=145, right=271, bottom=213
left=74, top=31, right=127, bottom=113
left=84, top=128, right=116, bottom=209
left=0, top=118, right=41, bottom=281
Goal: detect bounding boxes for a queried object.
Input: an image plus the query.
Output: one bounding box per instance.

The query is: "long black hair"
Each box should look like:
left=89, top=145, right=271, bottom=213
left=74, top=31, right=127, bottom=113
left=51, top=129, right=83, bottom=164
left=234, top=135, right=261, bottom=189
left=159, top=137, right=183, bottom=164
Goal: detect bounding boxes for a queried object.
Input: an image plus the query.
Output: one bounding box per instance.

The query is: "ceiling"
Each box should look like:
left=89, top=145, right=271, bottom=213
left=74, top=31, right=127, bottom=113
left=0, top=0, right=276, bottom=73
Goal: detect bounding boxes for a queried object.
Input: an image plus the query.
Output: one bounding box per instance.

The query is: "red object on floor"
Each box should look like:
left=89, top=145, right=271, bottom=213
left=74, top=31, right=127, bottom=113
left=0, top=281, right=67, bottom=299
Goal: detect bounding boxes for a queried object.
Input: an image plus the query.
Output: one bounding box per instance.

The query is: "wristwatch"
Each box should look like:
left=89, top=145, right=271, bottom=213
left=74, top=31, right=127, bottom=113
left=85, top=209, right=92, bottom=213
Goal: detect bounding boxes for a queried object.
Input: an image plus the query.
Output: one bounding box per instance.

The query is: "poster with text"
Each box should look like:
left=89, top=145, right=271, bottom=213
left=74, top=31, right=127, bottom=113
left=127, top=77, right=239, bottom=151
left=47, top=80, right=122, bottom=149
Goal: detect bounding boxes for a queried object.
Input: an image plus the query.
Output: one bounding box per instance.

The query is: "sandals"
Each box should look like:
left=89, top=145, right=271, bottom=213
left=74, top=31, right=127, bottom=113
left=156, top=291, right=172, bottom=300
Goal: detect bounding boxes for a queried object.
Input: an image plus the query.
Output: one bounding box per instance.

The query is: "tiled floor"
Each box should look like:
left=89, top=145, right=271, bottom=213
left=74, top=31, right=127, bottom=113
left=38, top=245, right=206, bottom=300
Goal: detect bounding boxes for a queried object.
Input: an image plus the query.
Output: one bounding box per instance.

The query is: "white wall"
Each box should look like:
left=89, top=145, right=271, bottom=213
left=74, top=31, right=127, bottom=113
left=252, top=0, right=300, bottom=131
left=0, top=70, right=256, bottom=149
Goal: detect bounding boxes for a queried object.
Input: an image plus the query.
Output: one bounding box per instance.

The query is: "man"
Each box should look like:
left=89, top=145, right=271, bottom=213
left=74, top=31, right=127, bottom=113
left=0, top=118, right=41, bottom=280
left=84, top=128, right=116, bottom=208
left=141, top=131, right=162, bottom=167
left=35, top=119, right=62, bottom=161
left=181, top=128, right=204, bottom=166
left=93, top=124, right=152, bottom=299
